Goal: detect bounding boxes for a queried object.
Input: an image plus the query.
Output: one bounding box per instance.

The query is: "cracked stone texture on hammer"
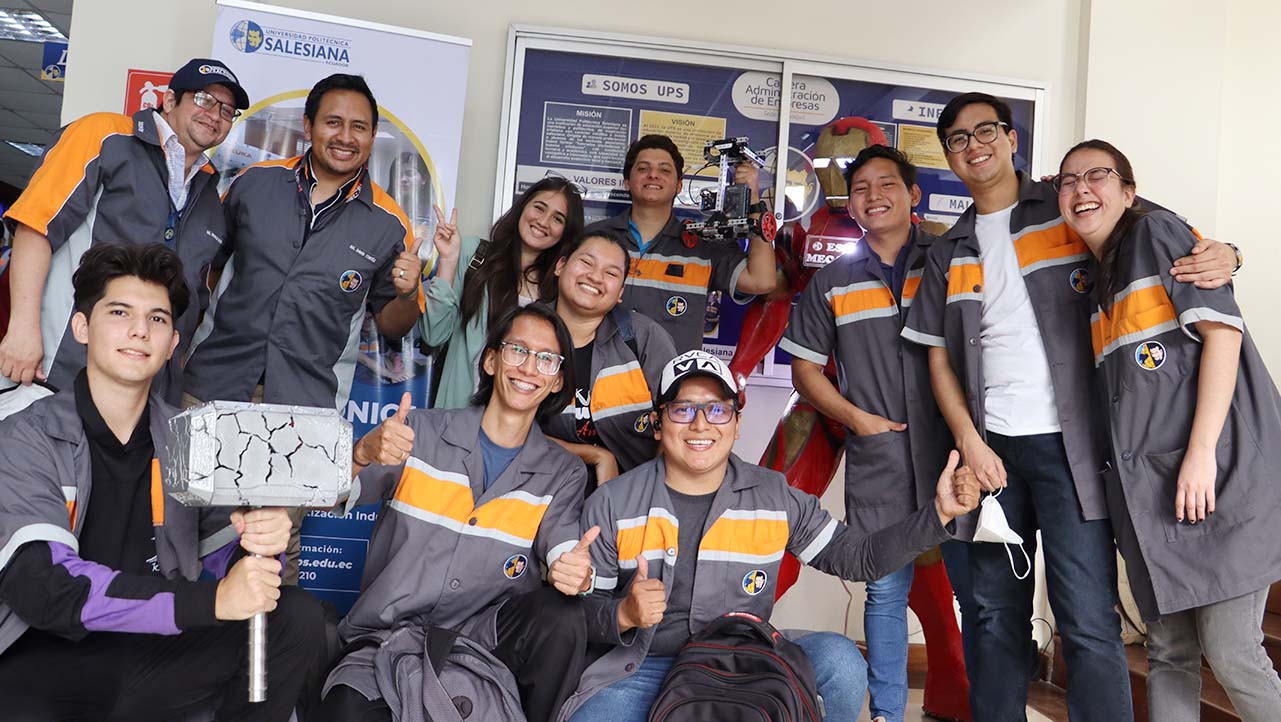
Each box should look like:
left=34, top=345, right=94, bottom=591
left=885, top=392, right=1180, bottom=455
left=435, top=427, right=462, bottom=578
left=164, top=401, right=353, bottom=507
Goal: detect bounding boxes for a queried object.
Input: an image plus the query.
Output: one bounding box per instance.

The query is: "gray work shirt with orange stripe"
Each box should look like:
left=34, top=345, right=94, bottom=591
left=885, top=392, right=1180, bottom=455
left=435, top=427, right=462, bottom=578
left=1091, top=210, right=1281, bottom=619
left=2, top=109, right=226, bottom=404
left=542, top=308, right=676, bottom=473
left=902, top=173, right=1110, bottom=534
left=183, top=154, right=421, bottom=409
left=326, top=405, right=586, bottom=701
left=585, top=211, right=750, bottom=353
left=0, top=386, right=239, bottom=655
left=559, top=454, right=952, bottom=720
left=779, top=227, right=950, bottom=535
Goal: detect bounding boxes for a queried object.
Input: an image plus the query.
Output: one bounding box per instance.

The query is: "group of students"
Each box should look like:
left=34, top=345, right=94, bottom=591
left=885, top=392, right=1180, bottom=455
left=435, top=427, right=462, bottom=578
left=0, top=50, right=1278, bottom=722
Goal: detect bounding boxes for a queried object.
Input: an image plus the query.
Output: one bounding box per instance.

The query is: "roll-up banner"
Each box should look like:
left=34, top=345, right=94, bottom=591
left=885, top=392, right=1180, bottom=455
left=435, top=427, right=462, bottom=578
left=211, top=0, right=470, bottom=611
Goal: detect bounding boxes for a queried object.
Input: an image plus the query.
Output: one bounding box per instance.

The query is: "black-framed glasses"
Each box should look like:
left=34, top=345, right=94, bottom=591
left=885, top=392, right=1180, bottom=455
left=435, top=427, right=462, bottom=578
left=1052, top=167, right=1126, bottom=194
left=943, top=121, right=1009, bottom=154
left=664, top=401, right=737, bottom=425
left=499, top=341, right=563, bottom=376
left=191, top=90, right=241, bottom=122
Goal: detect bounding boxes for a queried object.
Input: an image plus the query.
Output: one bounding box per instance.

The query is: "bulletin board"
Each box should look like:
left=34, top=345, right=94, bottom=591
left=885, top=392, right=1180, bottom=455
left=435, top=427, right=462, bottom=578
left=495, top=26, right=1048, bottom=385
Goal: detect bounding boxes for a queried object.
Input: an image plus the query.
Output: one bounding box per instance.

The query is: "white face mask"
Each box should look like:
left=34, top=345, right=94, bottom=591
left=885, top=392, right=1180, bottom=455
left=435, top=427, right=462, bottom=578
left=972, top=490, right=1031, bottom=579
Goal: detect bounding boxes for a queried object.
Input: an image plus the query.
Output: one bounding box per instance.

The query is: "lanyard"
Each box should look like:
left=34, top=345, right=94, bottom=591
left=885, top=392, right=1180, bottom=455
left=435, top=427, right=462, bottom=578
left=144, top=143, right=182, bottom=247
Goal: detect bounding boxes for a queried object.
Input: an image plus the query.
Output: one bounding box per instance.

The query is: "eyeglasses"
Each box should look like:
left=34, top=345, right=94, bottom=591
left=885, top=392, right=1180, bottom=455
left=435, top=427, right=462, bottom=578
left=664, top=401, right=737, bottom=425
left=943, top=121, right=1009, bottom=154
left=1052, top=167, right=1127, bottom=194
left=191, top=90, right=241, bottom=122
left=499, top=341, right=563, bottom=376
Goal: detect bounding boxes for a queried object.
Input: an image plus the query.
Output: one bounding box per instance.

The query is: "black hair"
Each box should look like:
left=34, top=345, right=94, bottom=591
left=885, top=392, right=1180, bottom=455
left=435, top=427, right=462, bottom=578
left=936, top=92, right=1015, bottom=148
left=623, top=134, right=685, bottom=178
left=1058, top=139, right=1143, bottom=312
left=72, top=243, right=189, bottom=319
left=843, top=144, right=918, bottom=190
left=459, top=177, right=584, bottom=331
left=470, top=303, right=575, bottom=423
left=557, top=228, right=632, bottom=273
left=304, top=73, right=379, bottom=129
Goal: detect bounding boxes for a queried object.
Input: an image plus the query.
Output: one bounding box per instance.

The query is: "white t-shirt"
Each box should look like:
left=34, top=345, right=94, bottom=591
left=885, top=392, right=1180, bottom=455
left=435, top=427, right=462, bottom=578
left=974, top=204, right=1062, bottom=436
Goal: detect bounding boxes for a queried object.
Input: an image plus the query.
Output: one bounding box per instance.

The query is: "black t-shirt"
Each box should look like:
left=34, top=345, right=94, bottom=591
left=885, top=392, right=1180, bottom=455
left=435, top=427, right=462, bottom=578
left=572, top=342, right=603, bottom=447
left=648, top=486, right=718, bottom=656
left=74, top=371, right=159, bottom=577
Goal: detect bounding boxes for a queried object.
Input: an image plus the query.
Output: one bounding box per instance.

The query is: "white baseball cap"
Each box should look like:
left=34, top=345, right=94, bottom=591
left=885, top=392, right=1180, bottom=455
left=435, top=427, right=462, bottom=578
left=656, top=350, right=741, bottom=407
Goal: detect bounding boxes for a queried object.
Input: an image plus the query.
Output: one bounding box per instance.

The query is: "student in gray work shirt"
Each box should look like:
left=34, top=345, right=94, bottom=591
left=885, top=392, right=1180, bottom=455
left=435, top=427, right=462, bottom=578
left=543, top=229, right=676, bottom=488
left=560, top=350, right=982, bottom=722
left=781, top=145, right=974, bottom=722
left=182, top=74, right=426, bottom=583
left=902, top=92, right=1240, bottom=722
left=0, top=244, right=323, bottom=721
left=0, top=59, right=248, bottom=407
left=184, top=73, right=425, bottom=412
left=1056, top=140, right=1281, bottom=722
left=583, top=135, right=777, bottom=353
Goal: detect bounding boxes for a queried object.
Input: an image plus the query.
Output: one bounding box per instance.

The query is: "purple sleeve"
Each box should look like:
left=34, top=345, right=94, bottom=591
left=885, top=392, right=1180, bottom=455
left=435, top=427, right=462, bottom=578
left=201, top=540, right=240, bottom=579
left=47, top=544, right=183, bottom=635
left=0, top=541, right=218, bottom=640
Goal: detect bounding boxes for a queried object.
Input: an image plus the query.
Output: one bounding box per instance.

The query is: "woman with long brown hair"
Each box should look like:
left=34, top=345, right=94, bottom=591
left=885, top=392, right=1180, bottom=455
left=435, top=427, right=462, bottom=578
left=422, top=178, right=584, bottom=408
left=1057, top=139, right=1281, bottom=721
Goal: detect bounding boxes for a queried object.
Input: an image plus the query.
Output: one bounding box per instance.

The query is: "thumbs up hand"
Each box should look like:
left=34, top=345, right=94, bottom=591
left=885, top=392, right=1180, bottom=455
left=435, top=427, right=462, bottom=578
left=618, top=554, right=667, bottom=632
left=392, top=236, right=426, bottom=298
left=934, top=450, right=981, bottom=525
left=548, top=526, right=600, bottom=596
left=353, top=392, right=417, bottom=468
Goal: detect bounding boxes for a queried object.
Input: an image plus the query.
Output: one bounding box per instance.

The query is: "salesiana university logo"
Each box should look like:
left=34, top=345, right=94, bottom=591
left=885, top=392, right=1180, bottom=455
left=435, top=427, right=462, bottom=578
left=229, top=20, right=265, bottom=53
left=229, top=17, right=352, bottom=66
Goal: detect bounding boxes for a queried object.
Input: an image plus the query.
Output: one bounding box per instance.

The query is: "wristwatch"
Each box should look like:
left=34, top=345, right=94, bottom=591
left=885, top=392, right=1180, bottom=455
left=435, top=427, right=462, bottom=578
left=1227, top=242, right=1243, bottom=275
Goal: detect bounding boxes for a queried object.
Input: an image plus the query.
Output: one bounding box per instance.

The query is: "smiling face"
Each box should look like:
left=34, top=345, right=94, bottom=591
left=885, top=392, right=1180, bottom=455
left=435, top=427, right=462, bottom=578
left=1057, top=147, right=1136, bottom=248
left=555, top=236, right=628, bottom=318
left=518, top=190, right=570, bottom=255
left=72, top=276, right=180, bottom=389
left=656, top=376, right=740, bottom=482
left=303, top=88, right=375, bottom=183
left=482, top=314, right=565, bottom=417
left=162, top=83, right=235, bottom=154
left=845, top=157, right=920, bottom=239
left=943, top=102, right=1018, bottom=194
left=624, top=148, right=680, bottom=209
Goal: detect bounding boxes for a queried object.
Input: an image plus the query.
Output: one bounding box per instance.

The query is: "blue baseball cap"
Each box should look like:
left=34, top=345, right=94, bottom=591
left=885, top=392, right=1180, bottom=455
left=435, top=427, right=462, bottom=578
left=169, top=58, right=250, bottom=109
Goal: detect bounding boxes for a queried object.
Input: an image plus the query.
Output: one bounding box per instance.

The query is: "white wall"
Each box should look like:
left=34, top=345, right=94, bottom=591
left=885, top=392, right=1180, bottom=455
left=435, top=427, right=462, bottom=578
left=1083, top=0, right=1281, bottom=370
left=62, top=1, right=1090, bottom=641
left=64, top=0, right=1086, bottom=244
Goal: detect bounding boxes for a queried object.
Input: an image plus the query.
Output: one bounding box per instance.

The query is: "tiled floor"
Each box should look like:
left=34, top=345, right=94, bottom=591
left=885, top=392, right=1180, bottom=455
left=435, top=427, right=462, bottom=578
left=855, top=689, right=1055, bottom=722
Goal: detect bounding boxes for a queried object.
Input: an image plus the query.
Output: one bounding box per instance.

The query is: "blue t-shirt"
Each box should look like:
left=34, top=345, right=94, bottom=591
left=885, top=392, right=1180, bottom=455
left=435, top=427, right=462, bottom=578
left=879, top=243, right=911, bottom=302
left=479, top=428, right=521, bottom=491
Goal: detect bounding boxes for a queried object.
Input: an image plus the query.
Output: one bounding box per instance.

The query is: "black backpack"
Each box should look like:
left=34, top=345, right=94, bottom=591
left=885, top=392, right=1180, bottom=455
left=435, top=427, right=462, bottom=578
left=647, top=612, right=825, bottom=722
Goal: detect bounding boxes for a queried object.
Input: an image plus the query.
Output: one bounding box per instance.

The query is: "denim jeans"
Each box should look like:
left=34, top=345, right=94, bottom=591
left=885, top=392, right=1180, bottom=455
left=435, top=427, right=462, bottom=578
left=864, top=563, right=913, bottom=721
left=567, top=631, right=868, bottom=721
left=1147, top=587, right=1281, bottom=722
left=968, top=432, right=1132, bottom=722
left=940, top=539, right=978, bottom=678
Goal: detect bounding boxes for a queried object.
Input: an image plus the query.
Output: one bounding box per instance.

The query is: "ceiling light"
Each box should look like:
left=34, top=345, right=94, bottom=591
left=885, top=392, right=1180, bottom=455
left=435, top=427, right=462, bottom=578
left=0, top=9, right=66, bottom=42
left=4, top=141, right=45, bottom=157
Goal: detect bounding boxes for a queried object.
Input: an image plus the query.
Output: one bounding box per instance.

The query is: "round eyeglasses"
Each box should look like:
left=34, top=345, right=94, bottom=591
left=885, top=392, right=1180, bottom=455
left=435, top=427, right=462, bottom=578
left=1052, top=167, right=1126, bottom=194
left=943, top=121, right=1009, bottom=154
left=499, top=341, right=563, bottom=376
